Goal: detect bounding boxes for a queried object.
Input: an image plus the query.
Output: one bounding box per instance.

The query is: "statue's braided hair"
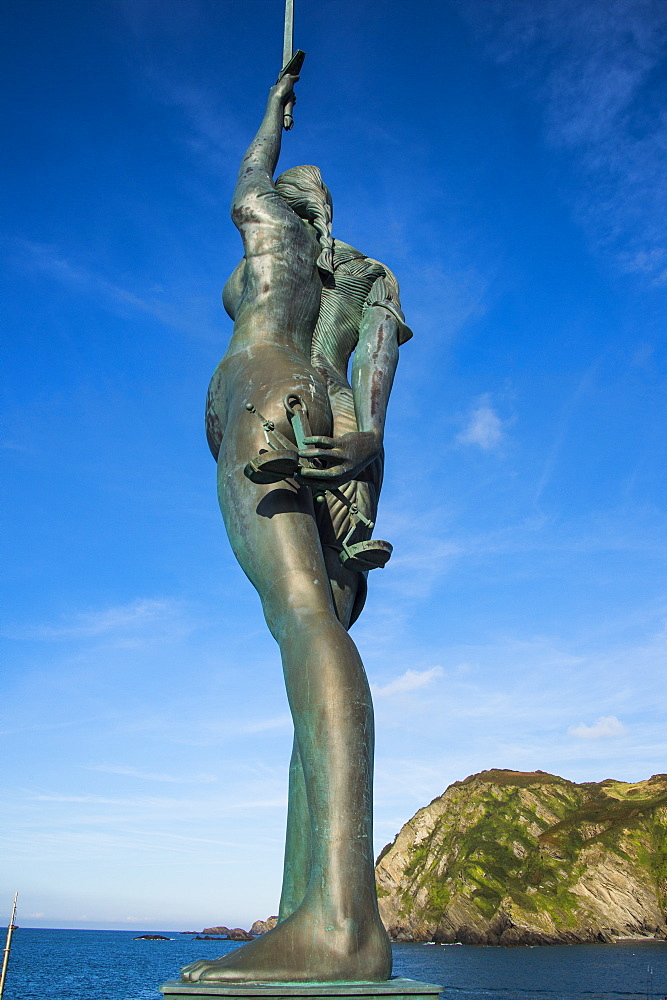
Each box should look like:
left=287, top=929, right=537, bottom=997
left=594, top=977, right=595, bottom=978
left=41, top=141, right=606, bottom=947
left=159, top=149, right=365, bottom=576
left=275, top=165, right=334, bottom=273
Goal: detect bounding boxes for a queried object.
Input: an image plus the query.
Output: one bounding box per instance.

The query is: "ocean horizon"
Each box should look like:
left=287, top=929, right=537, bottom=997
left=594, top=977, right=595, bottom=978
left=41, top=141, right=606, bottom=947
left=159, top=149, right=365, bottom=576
left=3, top=928, right=666, bottom=1000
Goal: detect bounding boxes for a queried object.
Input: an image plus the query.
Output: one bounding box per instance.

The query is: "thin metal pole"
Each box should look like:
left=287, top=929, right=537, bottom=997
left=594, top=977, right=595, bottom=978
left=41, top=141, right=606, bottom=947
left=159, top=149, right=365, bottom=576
left=0, top=893, right=18, bottom=1000
left=282, top=0, right=295, bottom=130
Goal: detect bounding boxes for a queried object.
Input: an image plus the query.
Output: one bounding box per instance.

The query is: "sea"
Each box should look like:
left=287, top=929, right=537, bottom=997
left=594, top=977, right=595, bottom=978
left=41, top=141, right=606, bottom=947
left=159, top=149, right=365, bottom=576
left=4, top=929, right=667, bottom=1000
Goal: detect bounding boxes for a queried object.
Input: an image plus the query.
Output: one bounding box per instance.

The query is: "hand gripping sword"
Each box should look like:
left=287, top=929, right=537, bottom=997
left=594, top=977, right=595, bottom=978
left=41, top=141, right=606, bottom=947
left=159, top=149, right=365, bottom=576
left=280, top=0, right=305, bottom=130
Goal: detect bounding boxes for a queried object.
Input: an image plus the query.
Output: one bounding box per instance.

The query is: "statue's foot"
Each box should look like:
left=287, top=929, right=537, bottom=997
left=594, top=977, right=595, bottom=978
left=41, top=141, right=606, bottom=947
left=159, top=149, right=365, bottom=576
left=180, top=903, right=391, bottom=983
left=244, top=449, right=300, bottom=484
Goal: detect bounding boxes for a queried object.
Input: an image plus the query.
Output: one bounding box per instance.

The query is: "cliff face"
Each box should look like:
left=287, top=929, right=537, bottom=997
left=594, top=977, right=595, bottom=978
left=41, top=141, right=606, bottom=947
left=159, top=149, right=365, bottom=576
left=375, top=769, right=667, bottom=946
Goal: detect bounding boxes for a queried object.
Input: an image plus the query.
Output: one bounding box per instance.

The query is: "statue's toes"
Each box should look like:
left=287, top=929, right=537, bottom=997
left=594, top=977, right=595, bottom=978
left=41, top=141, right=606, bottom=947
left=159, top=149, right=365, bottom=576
left=199, top=967, right=226, bottom=982
left=180, top=961, right=206, bottom=982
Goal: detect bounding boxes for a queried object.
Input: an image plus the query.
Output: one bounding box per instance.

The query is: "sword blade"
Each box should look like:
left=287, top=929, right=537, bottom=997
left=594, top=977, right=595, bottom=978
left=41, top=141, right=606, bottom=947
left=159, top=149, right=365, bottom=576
left=283, top=0, right=294, bottom=68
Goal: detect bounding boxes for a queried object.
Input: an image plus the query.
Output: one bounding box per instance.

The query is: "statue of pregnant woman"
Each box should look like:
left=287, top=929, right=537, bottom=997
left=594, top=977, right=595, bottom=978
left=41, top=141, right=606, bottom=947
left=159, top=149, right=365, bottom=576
left=182, top=64, right=412, bottom=986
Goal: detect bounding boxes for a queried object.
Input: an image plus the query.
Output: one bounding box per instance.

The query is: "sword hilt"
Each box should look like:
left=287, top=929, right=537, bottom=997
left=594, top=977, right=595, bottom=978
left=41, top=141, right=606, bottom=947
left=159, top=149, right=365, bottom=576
left=284, top=393, right=326, bottom=469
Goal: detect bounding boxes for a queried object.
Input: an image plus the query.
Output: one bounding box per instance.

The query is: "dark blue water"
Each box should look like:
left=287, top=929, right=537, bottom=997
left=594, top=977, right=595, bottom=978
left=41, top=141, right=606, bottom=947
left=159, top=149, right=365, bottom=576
left=4, top=930, right=667, bottom=1000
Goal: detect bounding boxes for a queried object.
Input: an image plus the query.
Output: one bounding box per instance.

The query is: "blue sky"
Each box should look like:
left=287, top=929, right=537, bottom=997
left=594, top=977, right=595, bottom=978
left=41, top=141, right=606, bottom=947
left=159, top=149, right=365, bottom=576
left=2, top=0, right=666, bottom=931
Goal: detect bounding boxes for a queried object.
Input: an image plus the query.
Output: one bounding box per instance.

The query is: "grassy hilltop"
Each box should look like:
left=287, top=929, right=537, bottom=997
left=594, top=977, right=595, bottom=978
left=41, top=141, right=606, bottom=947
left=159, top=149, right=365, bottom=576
left=375, top=769, right=667, bottom=946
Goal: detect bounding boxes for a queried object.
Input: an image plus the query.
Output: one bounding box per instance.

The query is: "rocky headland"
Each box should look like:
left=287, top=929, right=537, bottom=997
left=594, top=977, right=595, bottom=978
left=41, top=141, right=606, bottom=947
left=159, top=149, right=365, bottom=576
left=201, top=926, right=254, bottom=941
left=250, top=916, right=278, bottom=935
left=375, top=769, right=667, bottom=946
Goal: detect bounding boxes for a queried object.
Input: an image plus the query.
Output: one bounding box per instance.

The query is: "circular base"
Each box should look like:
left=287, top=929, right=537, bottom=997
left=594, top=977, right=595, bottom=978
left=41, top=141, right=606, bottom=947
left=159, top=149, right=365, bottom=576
left=339, top=540, right=393, bottom=573
left=244, top=449, right=300, bottom=484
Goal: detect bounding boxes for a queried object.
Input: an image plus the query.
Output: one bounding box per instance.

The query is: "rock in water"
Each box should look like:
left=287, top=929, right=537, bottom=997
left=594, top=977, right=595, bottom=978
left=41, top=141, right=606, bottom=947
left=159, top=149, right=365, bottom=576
left=375, top=769, right=667, bottom=946
left=202, top=926, right=231, bottom=936
left=228, top=927, right=254, bottom=941
left=250, top=916, right=279, bottom=935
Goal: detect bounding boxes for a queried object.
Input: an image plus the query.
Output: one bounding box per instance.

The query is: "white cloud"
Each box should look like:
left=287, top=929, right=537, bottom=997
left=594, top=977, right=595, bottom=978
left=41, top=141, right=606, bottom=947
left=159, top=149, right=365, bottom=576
left=457, top=397, right=505, bottom=450
left=569, top=715, right=627, bottom=739
left=373, top=666, right=444, bottom=698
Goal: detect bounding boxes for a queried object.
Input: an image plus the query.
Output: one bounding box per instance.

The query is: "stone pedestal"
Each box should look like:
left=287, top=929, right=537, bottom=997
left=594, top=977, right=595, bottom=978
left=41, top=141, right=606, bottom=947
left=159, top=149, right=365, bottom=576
left=160, top=978, right=441, bottom=1000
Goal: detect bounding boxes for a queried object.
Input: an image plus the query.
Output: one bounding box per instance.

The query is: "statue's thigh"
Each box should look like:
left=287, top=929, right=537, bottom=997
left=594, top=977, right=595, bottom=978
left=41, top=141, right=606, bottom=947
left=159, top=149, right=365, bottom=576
left=217, top=449, right=334, bottom=617
left=322, top=545, right=360, bottom=629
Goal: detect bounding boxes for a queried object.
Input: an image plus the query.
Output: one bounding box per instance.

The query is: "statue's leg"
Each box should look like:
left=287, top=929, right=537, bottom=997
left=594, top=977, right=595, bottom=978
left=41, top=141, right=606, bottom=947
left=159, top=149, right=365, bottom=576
left=278, top=491, right=365, bottom=922
left=278, top=735, right=310, bottom=921
left=182, top=421, right=390, bottom=983
left=274, top=410, right=385, bottom=925
left=278, top=554, right=363, bottom=922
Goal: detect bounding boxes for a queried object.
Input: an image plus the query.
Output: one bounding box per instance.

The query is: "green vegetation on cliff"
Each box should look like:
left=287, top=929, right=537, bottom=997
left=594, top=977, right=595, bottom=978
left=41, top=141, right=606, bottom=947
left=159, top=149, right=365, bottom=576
left=375, top=770, right=667, bottom=946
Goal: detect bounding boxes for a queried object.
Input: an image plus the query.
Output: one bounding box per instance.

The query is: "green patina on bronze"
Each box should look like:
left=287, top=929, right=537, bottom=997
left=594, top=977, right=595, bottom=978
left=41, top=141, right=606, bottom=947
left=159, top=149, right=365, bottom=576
left=180, top=53, right=412, bottom=987
left=163, top=979, right=442, bottom=999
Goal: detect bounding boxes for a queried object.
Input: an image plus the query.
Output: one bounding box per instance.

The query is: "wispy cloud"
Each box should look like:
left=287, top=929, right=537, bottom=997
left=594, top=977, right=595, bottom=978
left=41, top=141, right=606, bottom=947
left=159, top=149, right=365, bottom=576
left=146, top=74, right=243, bottom=178
left=0, top=717, right=105, bottom=738
left=6, top=238, right=220, bottom=339
left=241, top=715, right=292, bottom=735
left=404, top=261, right=489, bottom=343
left=32, top=794, right=148, bottom=805
left=29, top=791, right=285, bottom=812
left=373, top=666, right=444, bottom=698
left=115, top=0, right=245, bottom=178
left=5, top=597, right=187, bottom=642
left=457, top=395, right=506, bottom=450
left=569, top=715, right=627, bottom=739
left=84, top=764, right=217, bottom=784
left=378, top=537, right=463, bottom=602
left=533, top=360, right=601, bottom=504
left=228, top=798, right=286, bottom=811
left=463, top=0, right=667, bottom=281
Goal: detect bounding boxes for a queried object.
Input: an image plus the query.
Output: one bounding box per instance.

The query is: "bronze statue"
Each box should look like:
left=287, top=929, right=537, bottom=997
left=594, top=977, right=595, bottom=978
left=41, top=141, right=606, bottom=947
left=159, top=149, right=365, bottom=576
left=181, top=64, right=411, bottom=985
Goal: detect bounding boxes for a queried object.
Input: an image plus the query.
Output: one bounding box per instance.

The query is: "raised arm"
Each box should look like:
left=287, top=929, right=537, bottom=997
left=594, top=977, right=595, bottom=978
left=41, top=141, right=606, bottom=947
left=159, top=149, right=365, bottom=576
left=231, top=74, right=298, bottom=215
